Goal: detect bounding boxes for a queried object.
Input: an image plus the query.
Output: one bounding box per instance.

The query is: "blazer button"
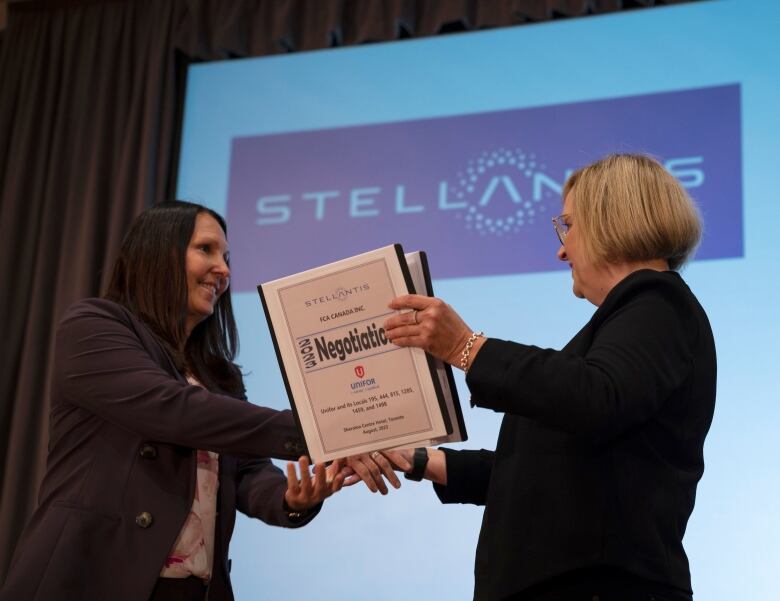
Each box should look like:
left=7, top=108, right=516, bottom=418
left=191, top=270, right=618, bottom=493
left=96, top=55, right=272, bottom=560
left=135, top=511, right=154, bottom=528
left=284, top=440, right=304, bottom=454
left=139, top=444, right=158, bottom=459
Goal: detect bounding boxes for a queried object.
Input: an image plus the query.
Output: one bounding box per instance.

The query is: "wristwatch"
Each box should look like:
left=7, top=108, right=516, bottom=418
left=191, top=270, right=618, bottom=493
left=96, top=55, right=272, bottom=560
left=404, top=447, right=429, bottom=481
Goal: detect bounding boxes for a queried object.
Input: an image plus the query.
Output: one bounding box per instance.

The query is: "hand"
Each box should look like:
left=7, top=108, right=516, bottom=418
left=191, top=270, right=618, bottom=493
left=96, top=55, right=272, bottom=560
left=381, top=449, right=414, bottom=472
left=284, top=456, right=345, bottom=511
left=384, top=294, right=474, bottom=367
left=342, top=451, right=411, bottom=494
left=389, top=448, right=448, bottom=485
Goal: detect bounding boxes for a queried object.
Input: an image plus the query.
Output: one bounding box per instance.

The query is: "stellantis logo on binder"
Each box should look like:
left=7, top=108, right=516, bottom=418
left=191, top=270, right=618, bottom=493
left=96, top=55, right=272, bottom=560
left=226, top=84, right=743, bottom=292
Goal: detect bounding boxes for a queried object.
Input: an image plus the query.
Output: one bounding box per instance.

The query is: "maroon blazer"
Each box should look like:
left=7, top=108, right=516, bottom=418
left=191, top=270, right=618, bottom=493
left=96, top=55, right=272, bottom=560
left=1, top=298, right=314, bottom=601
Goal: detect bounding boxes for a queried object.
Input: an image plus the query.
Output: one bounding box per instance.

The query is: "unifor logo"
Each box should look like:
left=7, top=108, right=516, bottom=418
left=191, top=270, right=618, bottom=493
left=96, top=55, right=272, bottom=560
left=355, top=365, right=365, bottom=378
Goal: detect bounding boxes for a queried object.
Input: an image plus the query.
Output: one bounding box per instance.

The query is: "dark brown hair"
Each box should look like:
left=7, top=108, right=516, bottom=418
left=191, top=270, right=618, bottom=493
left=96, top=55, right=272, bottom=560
left=104, top=200, right=243, bottom=396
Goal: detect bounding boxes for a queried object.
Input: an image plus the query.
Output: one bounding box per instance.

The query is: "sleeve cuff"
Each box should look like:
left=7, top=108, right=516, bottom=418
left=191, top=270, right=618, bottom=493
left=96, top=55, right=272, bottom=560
left=432, top=448, right=493, bottom=506
left=280, top=498, right=322, bottom=528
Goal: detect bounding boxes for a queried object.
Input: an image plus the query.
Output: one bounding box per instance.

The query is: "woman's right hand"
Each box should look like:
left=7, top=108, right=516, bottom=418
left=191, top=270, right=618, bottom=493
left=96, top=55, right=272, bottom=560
left=383, top=294, right=484, bottom=369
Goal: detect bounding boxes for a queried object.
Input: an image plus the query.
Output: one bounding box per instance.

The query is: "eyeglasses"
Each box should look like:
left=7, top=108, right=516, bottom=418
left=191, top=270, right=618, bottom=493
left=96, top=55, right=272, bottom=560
left=552, top=214, right=571, bottom=245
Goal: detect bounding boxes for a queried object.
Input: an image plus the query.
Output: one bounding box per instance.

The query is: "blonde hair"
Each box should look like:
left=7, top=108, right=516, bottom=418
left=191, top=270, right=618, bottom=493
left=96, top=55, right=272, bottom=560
left=562, top=154, right=702, bottom=271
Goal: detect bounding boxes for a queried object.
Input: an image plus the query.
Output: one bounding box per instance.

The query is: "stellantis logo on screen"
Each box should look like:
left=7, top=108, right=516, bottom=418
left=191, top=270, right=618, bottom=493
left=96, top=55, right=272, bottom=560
left=225, top=84, right=742, bottom=291
left=254, top=149, right=704, bottom=235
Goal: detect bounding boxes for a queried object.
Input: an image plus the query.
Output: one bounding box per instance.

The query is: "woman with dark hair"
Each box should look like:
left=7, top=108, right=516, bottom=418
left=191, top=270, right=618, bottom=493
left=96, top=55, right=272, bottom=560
left=382, top=155, right=716, bottom=601
left=0, top=200, right=348, bottom=601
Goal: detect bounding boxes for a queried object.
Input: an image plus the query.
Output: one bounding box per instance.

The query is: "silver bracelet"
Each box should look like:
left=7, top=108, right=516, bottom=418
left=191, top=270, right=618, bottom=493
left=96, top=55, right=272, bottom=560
left=460, top=331, right=484, bottom=373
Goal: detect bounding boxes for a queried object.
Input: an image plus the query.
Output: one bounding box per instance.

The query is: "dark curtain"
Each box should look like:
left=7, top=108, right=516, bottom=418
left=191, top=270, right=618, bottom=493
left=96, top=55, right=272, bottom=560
left=0, top=0, right=696, bottom=583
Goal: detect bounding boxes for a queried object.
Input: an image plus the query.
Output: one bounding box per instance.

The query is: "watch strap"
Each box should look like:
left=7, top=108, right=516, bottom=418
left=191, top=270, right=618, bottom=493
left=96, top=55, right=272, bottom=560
left=404, top=447, right=429, bottom=481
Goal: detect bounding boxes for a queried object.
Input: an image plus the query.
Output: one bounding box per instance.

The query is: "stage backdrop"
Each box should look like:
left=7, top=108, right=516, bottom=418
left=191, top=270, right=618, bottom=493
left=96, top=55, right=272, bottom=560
left=176, top=2, right=779, bottom=599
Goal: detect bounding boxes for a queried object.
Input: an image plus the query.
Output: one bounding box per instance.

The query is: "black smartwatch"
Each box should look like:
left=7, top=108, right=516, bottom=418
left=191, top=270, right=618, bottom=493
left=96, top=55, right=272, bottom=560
left=404, top=447, right=429, bottom=481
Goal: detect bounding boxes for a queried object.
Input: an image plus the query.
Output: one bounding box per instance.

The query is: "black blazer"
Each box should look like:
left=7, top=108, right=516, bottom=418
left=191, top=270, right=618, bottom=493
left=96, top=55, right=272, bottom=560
left=1, top=299, right=313, bottom=601
left=435, top=270, right=716, bottom=601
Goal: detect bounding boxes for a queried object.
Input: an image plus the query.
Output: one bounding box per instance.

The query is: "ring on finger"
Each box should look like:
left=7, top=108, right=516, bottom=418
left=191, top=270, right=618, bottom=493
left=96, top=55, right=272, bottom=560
left=370, top=450, right=381, bottom=460
left=412, top=310, right=419, bottom=325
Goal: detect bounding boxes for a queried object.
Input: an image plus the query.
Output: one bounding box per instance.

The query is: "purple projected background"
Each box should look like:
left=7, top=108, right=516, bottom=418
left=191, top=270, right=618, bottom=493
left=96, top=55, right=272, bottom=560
left=226, top=84, right=742, bottom=291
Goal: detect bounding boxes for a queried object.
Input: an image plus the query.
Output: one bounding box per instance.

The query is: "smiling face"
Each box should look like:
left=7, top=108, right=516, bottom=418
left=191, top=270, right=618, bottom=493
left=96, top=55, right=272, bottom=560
left=185, top=212, right=230, bottom=336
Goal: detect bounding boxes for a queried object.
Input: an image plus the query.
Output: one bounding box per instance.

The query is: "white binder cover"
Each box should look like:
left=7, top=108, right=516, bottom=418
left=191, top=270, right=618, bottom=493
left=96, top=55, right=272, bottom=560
left=258, top=244, right=453, bottom=463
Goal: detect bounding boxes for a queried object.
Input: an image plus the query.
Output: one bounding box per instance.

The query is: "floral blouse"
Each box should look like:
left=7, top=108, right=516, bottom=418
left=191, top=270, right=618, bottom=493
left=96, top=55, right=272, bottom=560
left=160, top=376, right=219, bottom=581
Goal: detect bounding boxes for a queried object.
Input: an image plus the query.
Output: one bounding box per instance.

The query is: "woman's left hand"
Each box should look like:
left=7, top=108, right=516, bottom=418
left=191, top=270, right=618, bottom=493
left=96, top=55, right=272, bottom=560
left=284, top=456, right=345, bottom=511
left=342, top=451, right=410, bottom=494
left=384, top=294, right=475, bottom=367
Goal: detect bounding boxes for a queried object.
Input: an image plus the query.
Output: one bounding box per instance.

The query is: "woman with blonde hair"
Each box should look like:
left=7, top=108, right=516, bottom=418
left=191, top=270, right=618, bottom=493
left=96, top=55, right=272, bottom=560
left=383, top=154, right=716, bottom=601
